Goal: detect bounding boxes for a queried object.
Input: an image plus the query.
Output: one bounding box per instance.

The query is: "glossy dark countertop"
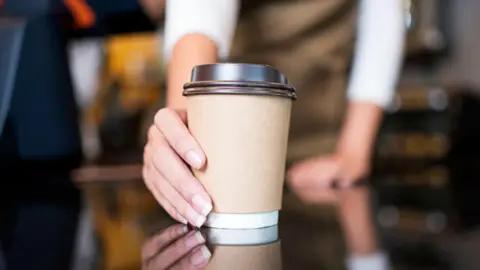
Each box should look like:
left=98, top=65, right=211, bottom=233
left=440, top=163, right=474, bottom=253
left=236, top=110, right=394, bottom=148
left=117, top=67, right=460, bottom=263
left=140, top=201, right=480, bottom=270
left=75, top=160, right=480, bottom=270
left=140, top=195, right=348, bottom=270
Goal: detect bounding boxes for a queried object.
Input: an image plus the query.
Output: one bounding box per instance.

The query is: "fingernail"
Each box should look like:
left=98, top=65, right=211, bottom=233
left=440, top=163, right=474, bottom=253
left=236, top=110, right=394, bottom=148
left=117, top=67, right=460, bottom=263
left=189, top=245, right=211, bottom=266
left=185, top=231, right=205, bottom=249
left=177, top=214, right=188, bottom=225
left=192, top=195, right=213, bottom=216
left=186, top=150, right=203, bottom=169
left=186, top=206, right=207, bottom=228
left=195, top=215, right=206, bottom=228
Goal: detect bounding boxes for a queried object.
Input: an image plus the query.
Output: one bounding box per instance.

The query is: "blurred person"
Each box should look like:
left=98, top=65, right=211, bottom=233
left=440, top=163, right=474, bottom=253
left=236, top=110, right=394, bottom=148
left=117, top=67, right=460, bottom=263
left=68, top=38, right=105, bottom=161
left=143, top=0, right=405, bottom=270
left=0, top=1, right=87, bottom=269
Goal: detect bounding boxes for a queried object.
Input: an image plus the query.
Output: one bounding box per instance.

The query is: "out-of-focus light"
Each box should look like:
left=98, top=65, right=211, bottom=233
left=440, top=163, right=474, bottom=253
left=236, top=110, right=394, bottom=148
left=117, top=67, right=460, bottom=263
left=404, top=0, right=414, bottom=30
left=428, top=88, right=449, bottom=111
left=378, top=206, right=400, bottom=228
left=425, top=212, right=447, bottom=233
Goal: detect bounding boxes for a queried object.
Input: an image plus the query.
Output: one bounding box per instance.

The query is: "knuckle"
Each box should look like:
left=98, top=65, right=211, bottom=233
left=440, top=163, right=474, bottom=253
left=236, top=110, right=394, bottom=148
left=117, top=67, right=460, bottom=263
left=154, top=108, right=174, bottom=127
left=148, top=125, right=165, bottom=145
left=147, top=125, right=156, bottom=141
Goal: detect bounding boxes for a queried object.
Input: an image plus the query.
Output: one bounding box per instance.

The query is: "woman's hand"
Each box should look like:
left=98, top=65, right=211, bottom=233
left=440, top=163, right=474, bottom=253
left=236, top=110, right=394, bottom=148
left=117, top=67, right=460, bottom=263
left=142, top=224, right=211, bottom=270
left=143, top=108, right=213, bottom=227
left=287, top=102, right=381, bottom=203
left=287, top=151, right=370, bottom=204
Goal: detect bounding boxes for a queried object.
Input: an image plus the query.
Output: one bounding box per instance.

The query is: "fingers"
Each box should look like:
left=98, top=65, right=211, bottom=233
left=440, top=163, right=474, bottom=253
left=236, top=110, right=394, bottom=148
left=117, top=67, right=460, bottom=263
left=145, top=146, right=206, bottom=227
left=338, top=176, right=355, bottom=189
left=144, top=143, right=188, bottom=224
left=153, top=164, right=208, bottom=227
left=337, top=166, right=368, bottom=188
left=145, top=120, right=213, bottom=227
left=287, top=156, right=343, bottom=204
left=150, top=136, right=212, bottom=226
left=169, top=245, right=212, bottom=270
left=288, top=157, right=340, bottom=188
left=311, top=159, right=341, bottom=188
left=154, top=108, right=205, bottom=169
left=142, top=224, right=189, bottom=261
left=146, top=230, right=207, bottom=270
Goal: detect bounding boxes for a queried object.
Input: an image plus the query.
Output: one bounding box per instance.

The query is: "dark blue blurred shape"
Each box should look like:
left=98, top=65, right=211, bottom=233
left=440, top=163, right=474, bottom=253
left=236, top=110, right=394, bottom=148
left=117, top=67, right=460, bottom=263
left=0, top=18, right=25, bottom=137
left=2, top=0, right=140, bottom=15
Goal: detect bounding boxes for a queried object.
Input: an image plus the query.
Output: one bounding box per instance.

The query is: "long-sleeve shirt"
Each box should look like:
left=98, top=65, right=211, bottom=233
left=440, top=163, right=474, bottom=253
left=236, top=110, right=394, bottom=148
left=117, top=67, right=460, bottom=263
left=163, top=0, right=405, bottom=108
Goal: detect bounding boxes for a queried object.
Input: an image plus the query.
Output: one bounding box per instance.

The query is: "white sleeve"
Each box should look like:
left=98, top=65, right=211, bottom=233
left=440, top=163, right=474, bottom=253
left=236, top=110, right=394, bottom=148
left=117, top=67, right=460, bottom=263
left=347, top=0, right=406, bottom=108
left=163, top=0, right=240, bottom=62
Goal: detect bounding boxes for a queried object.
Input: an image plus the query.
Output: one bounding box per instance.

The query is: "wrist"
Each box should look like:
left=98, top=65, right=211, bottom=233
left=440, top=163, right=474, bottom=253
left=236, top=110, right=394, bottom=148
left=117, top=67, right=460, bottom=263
left=166, top=34, right=219, bottom=109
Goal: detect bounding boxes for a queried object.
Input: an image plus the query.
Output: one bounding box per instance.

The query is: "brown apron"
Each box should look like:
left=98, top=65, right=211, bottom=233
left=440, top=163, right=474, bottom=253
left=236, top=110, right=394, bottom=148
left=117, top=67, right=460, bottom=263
left=230, top=0, right=357, bottom=162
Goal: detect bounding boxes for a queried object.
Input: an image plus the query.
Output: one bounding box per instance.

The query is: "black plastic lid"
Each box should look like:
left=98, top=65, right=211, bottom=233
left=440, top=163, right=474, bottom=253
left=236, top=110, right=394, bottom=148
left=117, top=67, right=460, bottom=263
left=183, top=63, right=296, bottom=100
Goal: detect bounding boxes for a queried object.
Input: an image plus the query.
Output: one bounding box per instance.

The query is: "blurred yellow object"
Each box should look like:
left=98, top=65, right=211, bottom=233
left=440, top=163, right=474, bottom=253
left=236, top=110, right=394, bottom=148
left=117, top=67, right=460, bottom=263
left=86, top=33, right=163, bottom=147
left=106, top=33, right=161, bottom=113
left=106, top=33, right=159, bottom=79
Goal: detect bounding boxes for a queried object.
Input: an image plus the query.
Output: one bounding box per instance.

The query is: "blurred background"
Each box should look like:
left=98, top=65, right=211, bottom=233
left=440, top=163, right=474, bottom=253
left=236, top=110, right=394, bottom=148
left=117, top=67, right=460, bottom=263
left=2, top=0, right=480, bottom=270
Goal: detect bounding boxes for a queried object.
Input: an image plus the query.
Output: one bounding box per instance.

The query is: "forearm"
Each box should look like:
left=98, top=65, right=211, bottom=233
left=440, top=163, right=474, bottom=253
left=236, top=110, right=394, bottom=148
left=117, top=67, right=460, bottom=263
left=163, top=0, right=240, bottom=109
left=339, top=0, right=405, bottom=157
left=335, top=103, right=383, bottom=256
left=166, top=34, right=218, bottom=109
left=337, top=102, right=383, bottom=159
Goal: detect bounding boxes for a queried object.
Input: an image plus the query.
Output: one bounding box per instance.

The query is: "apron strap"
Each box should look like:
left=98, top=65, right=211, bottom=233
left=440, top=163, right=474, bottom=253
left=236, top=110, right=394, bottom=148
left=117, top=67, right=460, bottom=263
left=64, top=0, right=96, bottom=29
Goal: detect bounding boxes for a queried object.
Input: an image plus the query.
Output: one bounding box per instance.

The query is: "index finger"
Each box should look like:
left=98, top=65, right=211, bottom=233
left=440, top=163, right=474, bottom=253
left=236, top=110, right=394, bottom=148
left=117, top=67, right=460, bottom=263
left=154, top=108, right=206, bottom=169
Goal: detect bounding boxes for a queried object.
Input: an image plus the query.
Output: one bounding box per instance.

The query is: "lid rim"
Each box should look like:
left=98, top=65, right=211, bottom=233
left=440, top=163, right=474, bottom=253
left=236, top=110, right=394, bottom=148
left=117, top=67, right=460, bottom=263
left=184, top=80, right=296, bottom=92
left=186, top=63, right=296, bottom=100
left=183, top=87, right=297, bottom=100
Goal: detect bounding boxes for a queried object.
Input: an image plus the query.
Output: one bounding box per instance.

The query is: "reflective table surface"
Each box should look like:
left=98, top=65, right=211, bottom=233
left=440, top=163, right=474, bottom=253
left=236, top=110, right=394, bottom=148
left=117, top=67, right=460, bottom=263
left=76, top=162, right=480, bottom=270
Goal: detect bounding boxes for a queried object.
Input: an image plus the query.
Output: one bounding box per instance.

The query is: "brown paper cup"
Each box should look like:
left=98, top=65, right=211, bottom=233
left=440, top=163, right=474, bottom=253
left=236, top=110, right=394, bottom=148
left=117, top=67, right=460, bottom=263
left=184, top=63, right=296, bottom=229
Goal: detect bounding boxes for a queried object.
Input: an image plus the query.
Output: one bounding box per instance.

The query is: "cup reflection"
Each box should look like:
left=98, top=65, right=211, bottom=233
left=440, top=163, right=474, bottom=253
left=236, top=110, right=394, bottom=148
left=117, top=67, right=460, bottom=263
left=141, top=224, right=281, bottom=270
left=202, top=226, right=282, bottom=270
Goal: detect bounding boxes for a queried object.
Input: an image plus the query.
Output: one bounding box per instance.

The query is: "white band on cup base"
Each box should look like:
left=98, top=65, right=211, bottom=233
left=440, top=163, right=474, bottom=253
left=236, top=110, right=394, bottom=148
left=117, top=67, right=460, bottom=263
left=204, top=211, right=279, bottom=229
left=203, top=226, right=278, bottom=246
